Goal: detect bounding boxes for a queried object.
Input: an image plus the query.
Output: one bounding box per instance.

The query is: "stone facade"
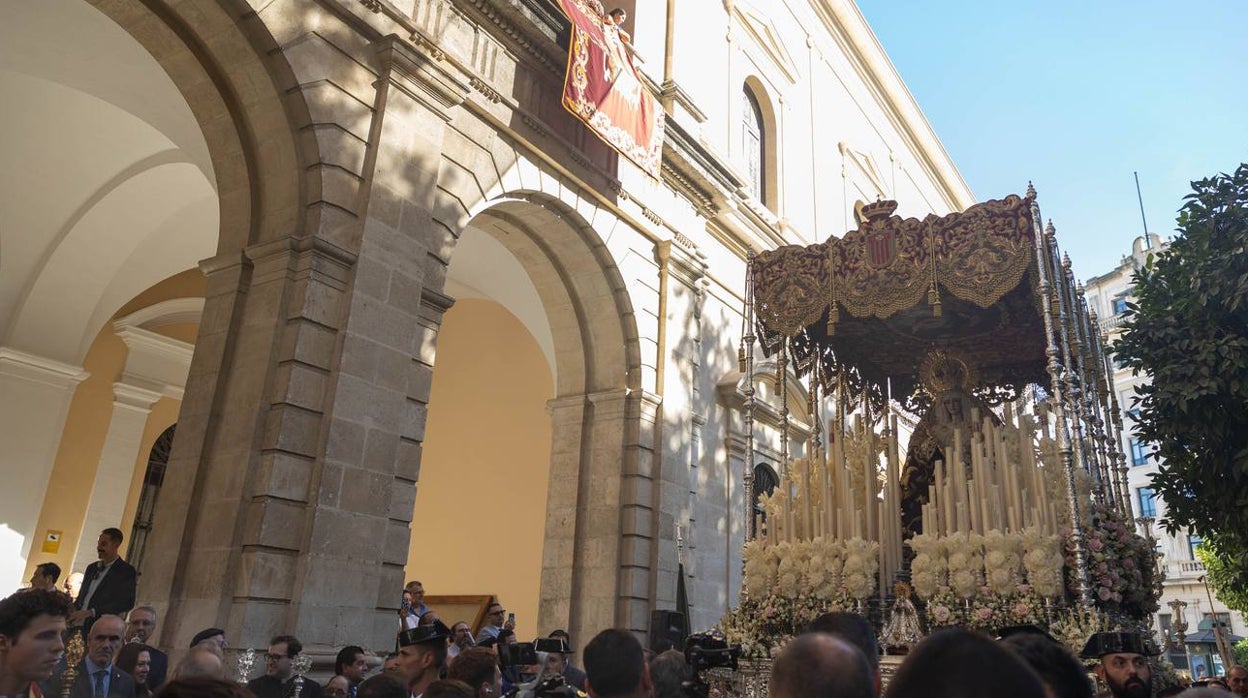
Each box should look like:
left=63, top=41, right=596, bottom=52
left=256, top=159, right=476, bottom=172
left=2, top=0, right=974, bottom=658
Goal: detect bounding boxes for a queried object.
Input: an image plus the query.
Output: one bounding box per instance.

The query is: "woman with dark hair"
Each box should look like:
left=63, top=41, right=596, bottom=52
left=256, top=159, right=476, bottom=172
left=885, top=628, right=1047, bottom=698
left=118, top=644, right=157, bottom=698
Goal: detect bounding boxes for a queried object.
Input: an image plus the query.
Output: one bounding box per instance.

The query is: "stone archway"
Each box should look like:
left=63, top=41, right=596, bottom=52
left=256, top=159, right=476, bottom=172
left=415, top=190, right=647, bottom=645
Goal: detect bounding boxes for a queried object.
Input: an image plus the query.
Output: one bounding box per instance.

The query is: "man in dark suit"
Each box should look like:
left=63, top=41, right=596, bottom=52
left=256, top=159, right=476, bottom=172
left=44, top=614, right=137, bottom=698
left=70, top=529, right=137, bottom=637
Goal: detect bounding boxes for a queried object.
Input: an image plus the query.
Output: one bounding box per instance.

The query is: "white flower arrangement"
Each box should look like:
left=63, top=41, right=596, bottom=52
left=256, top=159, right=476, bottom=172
left=907, top=533, right=947, bottom=600
left=842, top=537, right=879, bottom=600
left=945, top=532, right=984, bottom=599
left=1021, top=527, right=1065, bottom=598
left=982, top=530, right=1023, bottom=595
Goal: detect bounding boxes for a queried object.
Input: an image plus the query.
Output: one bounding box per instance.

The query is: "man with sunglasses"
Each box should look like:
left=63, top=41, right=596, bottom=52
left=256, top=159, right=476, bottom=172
left=476, top=603, right=510, bottom=643
left=247, top=635, right=324, bottom=698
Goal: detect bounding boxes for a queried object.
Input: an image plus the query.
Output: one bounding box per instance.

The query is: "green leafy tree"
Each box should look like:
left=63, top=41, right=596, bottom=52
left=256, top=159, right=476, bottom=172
left=1196, top=543, right=1248, bottom=615
left=1114, top=164, right=1248, bottom=607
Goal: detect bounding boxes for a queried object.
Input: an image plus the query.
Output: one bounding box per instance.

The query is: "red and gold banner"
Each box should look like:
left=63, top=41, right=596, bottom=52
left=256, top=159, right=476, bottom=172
left=558, top=0, right=665, bottom=178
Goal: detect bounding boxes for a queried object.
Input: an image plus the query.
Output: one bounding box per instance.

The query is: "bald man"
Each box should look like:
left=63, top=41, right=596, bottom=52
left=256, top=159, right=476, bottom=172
left=769, top=633, right=873, bottom=698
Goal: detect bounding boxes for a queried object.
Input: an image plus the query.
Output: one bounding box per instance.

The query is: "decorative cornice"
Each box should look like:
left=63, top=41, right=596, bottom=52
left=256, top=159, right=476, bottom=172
left=112, top=381, right=165, bottom=410
left=375, top=34, right=470, bottom=120
left=113, top=326, right=194, bottom=400
left=469, top=76, right=503, bottom=103
left=0, top=347, right=89, bottom=388
left=461, top=0, right=565, bottom=76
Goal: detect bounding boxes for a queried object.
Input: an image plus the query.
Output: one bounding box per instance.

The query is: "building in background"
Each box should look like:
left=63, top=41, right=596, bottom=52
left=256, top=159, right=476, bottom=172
left=1085, top=233, right=1246, bottom=678
left=1, top=0, right=973, bottom=659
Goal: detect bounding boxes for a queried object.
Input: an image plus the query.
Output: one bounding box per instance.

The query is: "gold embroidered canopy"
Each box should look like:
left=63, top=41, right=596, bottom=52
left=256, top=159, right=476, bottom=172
left=752, top=194, right=1048, bottom=409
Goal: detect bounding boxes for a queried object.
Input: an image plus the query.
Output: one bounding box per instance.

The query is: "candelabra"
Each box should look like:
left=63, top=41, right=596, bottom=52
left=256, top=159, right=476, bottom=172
left=235, top=648, right=257, bottom=684
left=61, top=633, right=85, bottom=698
left=1167, top=599, right=1190, bottom=674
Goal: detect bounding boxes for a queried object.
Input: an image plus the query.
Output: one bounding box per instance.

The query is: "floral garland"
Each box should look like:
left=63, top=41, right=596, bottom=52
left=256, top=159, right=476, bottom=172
left=1066, top=500, right=1161, bottom=621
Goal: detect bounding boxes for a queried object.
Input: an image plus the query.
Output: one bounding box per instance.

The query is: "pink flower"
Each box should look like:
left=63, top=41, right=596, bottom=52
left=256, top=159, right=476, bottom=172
left=1014, top=603, right=1031, bottom=618
left=1089, top=538, right=1104, bottom=552
left=932, top=605, right=951, bottom=623
left=1098, top=587, right=1112, bottom=601
left=976, top=608, right=993, bottom=622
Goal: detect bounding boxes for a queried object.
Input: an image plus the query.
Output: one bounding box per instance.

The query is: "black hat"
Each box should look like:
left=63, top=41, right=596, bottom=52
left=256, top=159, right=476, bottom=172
left=189, top=628, right=225, bottom=648
left=398, top=620, right=450, bottom=647
left=1079, top=632, right=1160, bottom=659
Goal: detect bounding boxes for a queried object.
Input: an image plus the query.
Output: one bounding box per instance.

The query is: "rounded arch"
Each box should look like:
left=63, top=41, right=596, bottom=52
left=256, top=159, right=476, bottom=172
left=742, top=76, right=780, bottom=213
left=461, top=191, right=643, bottom=396
left=1, top=0, right=320, bottom=366
left=84, top=0, right=318, bottom=252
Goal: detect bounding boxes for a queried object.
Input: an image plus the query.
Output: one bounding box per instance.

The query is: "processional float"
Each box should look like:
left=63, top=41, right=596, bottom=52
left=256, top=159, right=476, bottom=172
left=712, top=187, right=1161, bottom=690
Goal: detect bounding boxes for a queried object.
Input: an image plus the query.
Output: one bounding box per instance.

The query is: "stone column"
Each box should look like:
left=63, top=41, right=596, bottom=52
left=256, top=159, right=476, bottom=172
left=71, top=383, right=162, bottom=568
left=0, top=348, right=89, bottom=591
left=141, top=31, right=470, bottom=657
left=73, top=326, right=191, bottom=568
left=538, top=395, right=591, bottom=635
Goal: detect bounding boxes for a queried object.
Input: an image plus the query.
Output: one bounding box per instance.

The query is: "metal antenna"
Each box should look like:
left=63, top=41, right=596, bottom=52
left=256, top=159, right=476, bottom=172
left=1134, top=172, right=1151, bottom=249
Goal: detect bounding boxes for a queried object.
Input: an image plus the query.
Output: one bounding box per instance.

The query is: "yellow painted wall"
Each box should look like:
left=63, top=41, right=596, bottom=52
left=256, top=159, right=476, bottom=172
left=407, top=298, right=554, bottom=641
left=23, top=272, right=204, bottom=583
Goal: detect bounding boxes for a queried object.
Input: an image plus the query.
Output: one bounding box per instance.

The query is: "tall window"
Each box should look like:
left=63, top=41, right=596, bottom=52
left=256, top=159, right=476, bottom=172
left=1137, top=487, right=1157, bottom=517
left=1188, top=533, right=1204, bottom=559
left=1113, top=297, right=1129, bottom=315
left=1130, top=439, right=1149, bottom=466
left=128, top=424, right=175, bottom=574
left=742, top=88, right=766, bottom=205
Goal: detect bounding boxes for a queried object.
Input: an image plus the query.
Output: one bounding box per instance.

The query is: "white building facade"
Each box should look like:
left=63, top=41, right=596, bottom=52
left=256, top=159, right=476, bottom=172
left=1085, top=233, right=1246, bottom=678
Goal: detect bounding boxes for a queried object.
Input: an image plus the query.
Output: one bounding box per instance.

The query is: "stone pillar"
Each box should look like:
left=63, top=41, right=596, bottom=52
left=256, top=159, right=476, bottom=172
left=72, top=383, right=161, bottom=568
left=538, top=395, right=590, bottom=635
left=140, top=31, right=470, bottom=658
left=73, top=326, right=192, bottom=568
left=0, top=348, right=89, bottom=592
left=647, top=241, right=707, bottom=627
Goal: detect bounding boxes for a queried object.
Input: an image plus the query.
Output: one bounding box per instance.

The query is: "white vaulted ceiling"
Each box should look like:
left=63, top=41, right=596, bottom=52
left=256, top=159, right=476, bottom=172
left=0, top=0, right=218, bottom=364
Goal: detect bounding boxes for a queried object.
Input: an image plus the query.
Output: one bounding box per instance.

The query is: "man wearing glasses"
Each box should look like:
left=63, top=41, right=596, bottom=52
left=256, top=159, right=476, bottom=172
left=247, top=635, right=324, bottom=698
left=476, top=603, right=512, bottom=643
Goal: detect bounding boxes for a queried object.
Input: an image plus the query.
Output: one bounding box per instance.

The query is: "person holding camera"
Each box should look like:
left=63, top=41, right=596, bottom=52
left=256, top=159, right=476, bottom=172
left=476, top=604, right=512, bottom=644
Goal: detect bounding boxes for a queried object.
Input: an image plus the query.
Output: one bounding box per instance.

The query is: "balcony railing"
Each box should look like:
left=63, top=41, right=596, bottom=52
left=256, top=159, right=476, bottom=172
left=1100, top=313, right=1128, bottom=332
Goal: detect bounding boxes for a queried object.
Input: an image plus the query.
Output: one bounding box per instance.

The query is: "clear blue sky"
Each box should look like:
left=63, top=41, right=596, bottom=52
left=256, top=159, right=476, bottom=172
left=856, top=1, right=1248, bottom=283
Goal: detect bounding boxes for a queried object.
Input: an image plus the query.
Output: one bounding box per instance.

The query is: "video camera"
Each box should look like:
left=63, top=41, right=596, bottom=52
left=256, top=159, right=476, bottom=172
left=498, top=637, right=571, bottom=669
left=682, top=632, right=740, bottom=698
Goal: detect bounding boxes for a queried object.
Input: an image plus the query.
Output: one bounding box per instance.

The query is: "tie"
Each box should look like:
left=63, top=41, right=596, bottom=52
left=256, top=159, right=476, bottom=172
left=93, top=670, right=108, bottom=698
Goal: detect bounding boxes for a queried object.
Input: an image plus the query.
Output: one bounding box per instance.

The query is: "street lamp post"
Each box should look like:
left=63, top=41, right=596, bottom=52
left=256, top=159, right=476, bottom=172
left=1168, top=598, right=1190, bottom=676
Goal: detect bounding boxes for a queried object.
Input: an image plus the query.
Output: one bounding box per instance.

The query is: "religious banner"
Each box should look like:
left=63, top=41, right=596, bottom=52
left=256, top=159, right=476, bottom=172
left=557, top=0, right=665, bottom=178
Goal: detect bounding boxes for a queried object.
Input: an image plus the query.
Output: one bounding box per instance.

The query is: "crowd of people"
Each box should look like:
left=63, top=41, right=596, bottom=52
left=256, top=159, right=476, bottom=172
left=7, top=528, right=1248, bottom=698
